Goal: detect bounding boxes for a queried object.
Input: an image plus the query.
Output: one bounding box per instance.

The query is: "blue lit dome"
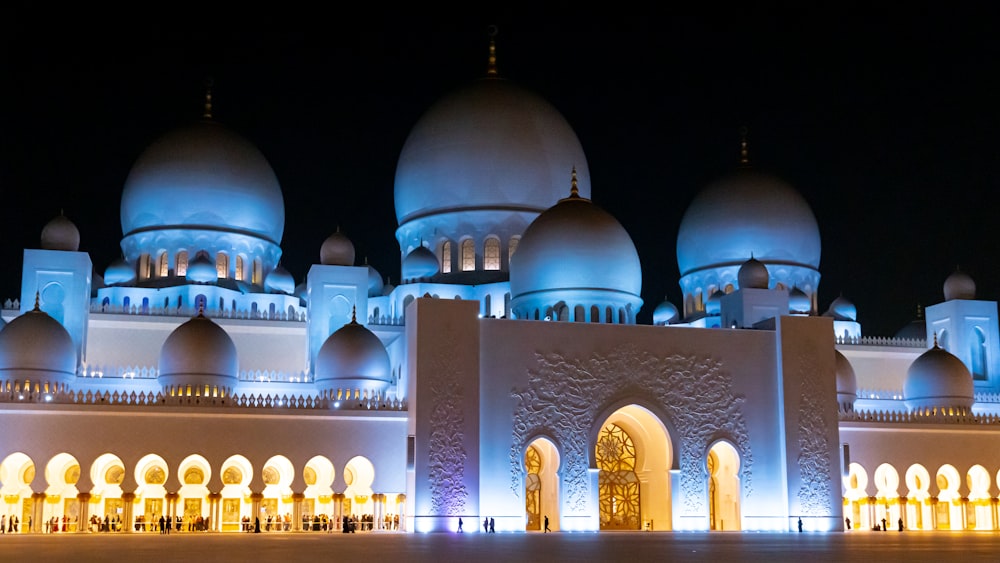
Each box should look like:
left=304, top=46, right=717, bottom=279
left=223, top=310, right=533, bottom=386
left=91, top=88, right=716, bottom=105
left=158, top=313, right=239, bottom=396
left=705, top=289, right=725, bottom=316
left=264, top=265, right=295, bottom=295
left=510, top=182, right=642, bottom=323
left=903, top=343, right=974, bottom=412
left=104, top=257, right=136, bottom=286
left=943, top=269, right=976, bottom=301
left=321, top=230, right=355, bottom=266
left=824, top=295, right=857, bottom=322
left=401, top=246, right=439, bottom=282
left=367, top=263, right=384, bottom=298
left=835, top=350, right=858, bottom=411
left=0, top=304, right=77, bottom=387
left=121, top=120, right=284, bottom=245
left=789, top=286, right=810, bottom=314
left=394, top=77, right=590, bottom=273
left=186, top=253, right=218, bottom=284
left=677, top=170, right=820, bottom=276
left=40, top=213, right=80, bottom=251
left=652, top=298, right=679, bottom=326
left=315, top=317, right=391, bottom=394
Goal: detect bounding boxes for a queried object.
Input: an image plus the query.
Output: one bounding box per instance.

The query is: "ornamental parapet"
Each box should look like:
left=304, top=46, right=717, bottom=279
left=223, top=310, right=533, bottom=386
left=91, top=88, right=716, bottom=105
left=840, top=407, right=1000, bottom=424
left=836, top=335, right=926, bottom=348
left=89, top=302, right=307, bottom=322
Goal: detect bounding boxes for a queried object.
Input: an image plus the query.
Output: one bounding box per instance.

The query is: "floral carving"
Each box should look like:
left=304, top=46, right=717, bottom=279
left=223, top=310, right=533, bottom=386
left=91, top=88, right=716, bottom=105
left=426, top=333, right=468, bottom=515
left=796, top=351, right=837, bottom=516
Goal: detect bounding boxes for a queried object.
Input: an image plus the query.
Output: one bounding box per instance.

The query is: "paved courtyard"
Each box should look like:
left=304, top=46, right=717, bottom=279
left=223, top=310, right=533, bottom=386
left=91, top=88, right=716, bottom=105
left=2, top=531, right=1000, bottom=562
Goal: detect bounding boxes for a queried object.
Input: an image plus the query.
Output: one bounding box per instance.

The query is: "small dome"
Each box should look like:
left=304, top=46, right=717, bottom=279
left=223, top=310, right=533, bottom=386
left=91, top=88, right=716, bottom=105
left=104, top=257, right=136, bottom=286
left=903, top=342, right=974, bottom=412
left=737, top=256, right=769, bottom=289
left=652, top=298, right=679, bottom=326
left=41, top=213, right=80, bottom=251
left=510, top=190, right=642, bottom=307
left=835, top=350, right=857, bottom=410
left=158, top=313, right=239, bottom=395
left=894, top=305, right=926, bottom=341
left=367, top=264, right=384, bottom=298
left=293, top=282, right=307, bottom=302
left=264, top=265, right=295, bottom=295
left=321, top=230, right=356, bottom=266
left=824, top=295, right=857, bottom=322
left=0, top=304, right=77, bottom=387
left=186, top=253, right=218, bottom=284
left=381, top=277, right=396, bottom=297
left=315, top=317, right=391, bottom=394
left=944, top=269, right=976, bottom=301
left=789, top=286, right=810, bottom=314
left=705, top=289, right=725, bottom=316
left=402, top=246, right=439, bottom=282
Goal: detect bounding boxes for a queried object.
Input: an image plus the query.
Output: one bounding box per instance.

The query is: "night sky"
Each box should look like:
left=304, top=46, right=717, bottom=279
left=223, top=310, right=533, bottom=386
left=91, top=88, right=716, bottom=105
left=3, top=18, right=997, bottom=336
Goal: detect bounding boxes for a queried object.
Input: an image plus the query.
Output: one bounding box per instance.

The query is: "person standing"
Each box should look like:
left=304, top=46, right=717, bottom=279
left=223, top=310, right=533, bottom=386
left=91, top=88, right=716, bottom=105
left=489, top=518, right=495, bottom=533
left=881, top=517, right=887, bottom=532
left=544, top=515, right=550, bottom=533
left=483, top=517, right=488, bottom=533
left=898, top=517, right=903, bottom=532
left=797, top=517, right=803, bottom=532
left=845, top=517, right=851, bottom=530
left=458, top=518, right=463, bottom=532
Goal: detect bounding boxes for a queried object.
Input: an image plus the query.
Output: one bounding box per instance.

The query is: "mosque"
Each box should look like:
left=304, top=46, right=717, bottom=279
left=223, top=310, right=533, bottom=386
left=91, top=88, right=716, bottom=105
left=3, top=37, right=1000, bottom=536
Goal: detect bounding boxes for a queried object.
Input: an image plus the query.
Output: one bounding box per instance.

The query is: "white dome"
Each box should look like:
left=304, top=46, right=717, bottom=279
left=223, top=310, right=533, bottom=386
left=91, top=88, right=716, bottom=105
left=0, top=305, right=76, bottom=386
left=315, top=318, right=391, bottom=394
left=264, top=265, right=295, bottom=295
left=186, top=253, right=218, bottom=284
left=321, top=230, right=356, bottom=266
left=394, top=78, right=590, bottom=227
left=824, top=295, right=857, bottom=322
left=677, top=169, right=820, bottom=278
left=705, top=289, right=725, bottom=315
left=510, top=189, right=642, bottom=318
left=121, top=120, right=285, bottom=246
left=903, top=344, right=974, bottom=412
left=402, top=246, right=439, bottom=282
left=789, top=286, right=810, bottom=313
left=41, top=213, right=80, bottom=251
left=652, top=298, right=679, bottom=326
left=158, top=313, right=239, bottom=395
left=367, top=264, right=384, bottom=298
left=381, top=277, right=395, bottom=297
left=737, top=256, right=769, bottom=289
left=104, top=257, right=136, bottom=286
left=835, top=350, right=857, bottom=410
left=944, top=269, right=976, bottom=301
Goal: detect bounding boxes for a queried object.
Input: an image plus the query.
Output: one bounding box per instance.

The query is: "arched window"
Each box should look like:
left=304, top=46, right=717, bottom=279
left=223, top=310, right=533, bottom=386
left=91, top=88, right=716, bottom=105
left=591, top=305, right=600, bottom=323
left=252, top=259, right=263, bottom=285
left=123, top=296, right=131, bottom=310
left=525, top=445, right=542, bottom=531
left=138, top=254, right=151, bottom=281
left=972, top=327, right=988, bottom=380
left=216, top=253, right=229, bottom=279
left=158, top=252, right=169, bottom=278
left=194, top=294, right=207, bottom=313
left=597, top=423, right=640, bottom=530
left=461, top=239, right=475, bottom=271
left=574, top=304, right=585, bottom=322
left=176, top=251, right=189, bottom=277
left=508, top=236, right=520, bottom=262
left=484, top=237, right=500, bottom=271
left=235, top=255, right=245, bottom=282
left=441, top=241, right=452, bottom=274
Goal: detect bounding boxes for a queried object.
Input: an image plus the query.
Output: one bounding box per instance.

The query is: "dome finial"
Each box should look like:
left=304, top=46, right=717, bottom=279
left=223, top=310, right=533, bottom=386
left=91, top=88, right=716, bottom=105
left=932, top=331, right=939, bottom=348
left=203, top=77, right=214, bottom=120
left=351, top=304, right=357, bottom=324
left=569, top=166, right=579, bottom=198
left=739, top=125, right=750, bottom=166
left=486, top=25, right=499, bottom=77
left=33, top=291, right=41, bottom=311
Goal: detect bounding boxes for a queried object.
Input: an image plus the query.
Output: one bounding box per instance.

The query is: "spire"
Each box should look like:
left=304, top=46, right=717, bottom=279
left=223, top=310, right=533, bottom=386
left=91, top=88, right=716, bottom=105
left=916, top=303, right=924, bottom=320
left=932, top=332, right=939, bottom=348
left=486, top=25, right=499, bottom=77
left=202, top=77, right=214, bottom=120
left=351, top=305, right=357, bottom=324
left=569, top=166, right=580, bottom=198
left=739, top=126, right=750, bottom=166
left=33, top=291, right=41, bottom=311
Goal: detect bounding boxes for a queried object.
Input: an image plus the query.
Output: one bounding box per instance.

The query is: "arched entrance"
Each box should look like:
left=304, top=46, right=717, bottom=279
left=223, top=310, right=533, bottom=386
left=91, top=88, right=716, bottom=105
left=595, top=405, right=672, bottom=531
left=43, top=453, right=80, bottom=532
left=707, top=441, right=741, bottom=531
left=524, top=438, right=559, bottom=532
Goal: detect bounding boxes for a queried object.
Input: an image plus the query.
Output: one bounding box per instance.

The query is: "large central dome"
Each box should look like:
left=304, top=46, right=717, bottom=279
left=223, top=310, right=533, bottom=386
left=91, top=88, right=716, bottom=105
left=121, top=120, right=285, bottom=245
left=394, top=78, right=590, bottom=227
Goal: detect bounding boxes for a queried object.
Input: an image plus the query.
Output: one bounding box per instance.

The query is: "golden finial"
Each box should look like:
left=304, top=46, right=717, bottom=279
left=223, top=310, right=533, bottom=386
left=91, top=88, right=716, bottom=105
left=739, top=125, right=750, bottom=166
left=486, top=25, right=499, bottom=77
left=569, top=167, right=579, bottom=198
left=916, top=303, right=924, bottom=319
left=203, top=77, right=214, bottom=120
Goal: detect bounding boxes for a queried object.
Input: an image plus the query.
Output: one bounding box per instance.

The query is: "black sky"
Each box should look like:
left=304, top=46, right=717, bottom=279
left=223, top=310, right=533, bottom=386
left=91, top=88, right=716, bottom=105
left=3, top=18, right=998, bottom=336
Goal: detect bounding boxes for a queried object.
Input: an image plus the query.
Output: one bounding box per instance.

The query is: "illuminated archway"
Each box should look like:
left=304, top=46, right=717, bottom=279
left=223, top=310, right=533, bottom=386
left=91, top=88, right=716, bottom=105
left=178, top=455, right=211, bottom=531
left=220, top=455, right=253, bottom=532
left=707, top=441, right=741, bottom=531
left=967, top=465, right=992, bottom=530
left=43, top=453, right=80, bottom=532
left=134, top=454, right=168, bottom=530
left=261, top=455, right=294, bottom=530
left=935, top=464, right=961, bottom=530
left=904, top=464, right=931, bottom=530
left=843, top=462, right=868, bottom=530
left=0, top=452, right=35, bottom=532
left=873, top=463, right=900, bottom=530
left=343, top=456, right=375, bottom=529
left=595, top=405, right=672, bottom=531
left=524, top=437, right=560, bottom=532
left=304, top=456, right=335, bottom=523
